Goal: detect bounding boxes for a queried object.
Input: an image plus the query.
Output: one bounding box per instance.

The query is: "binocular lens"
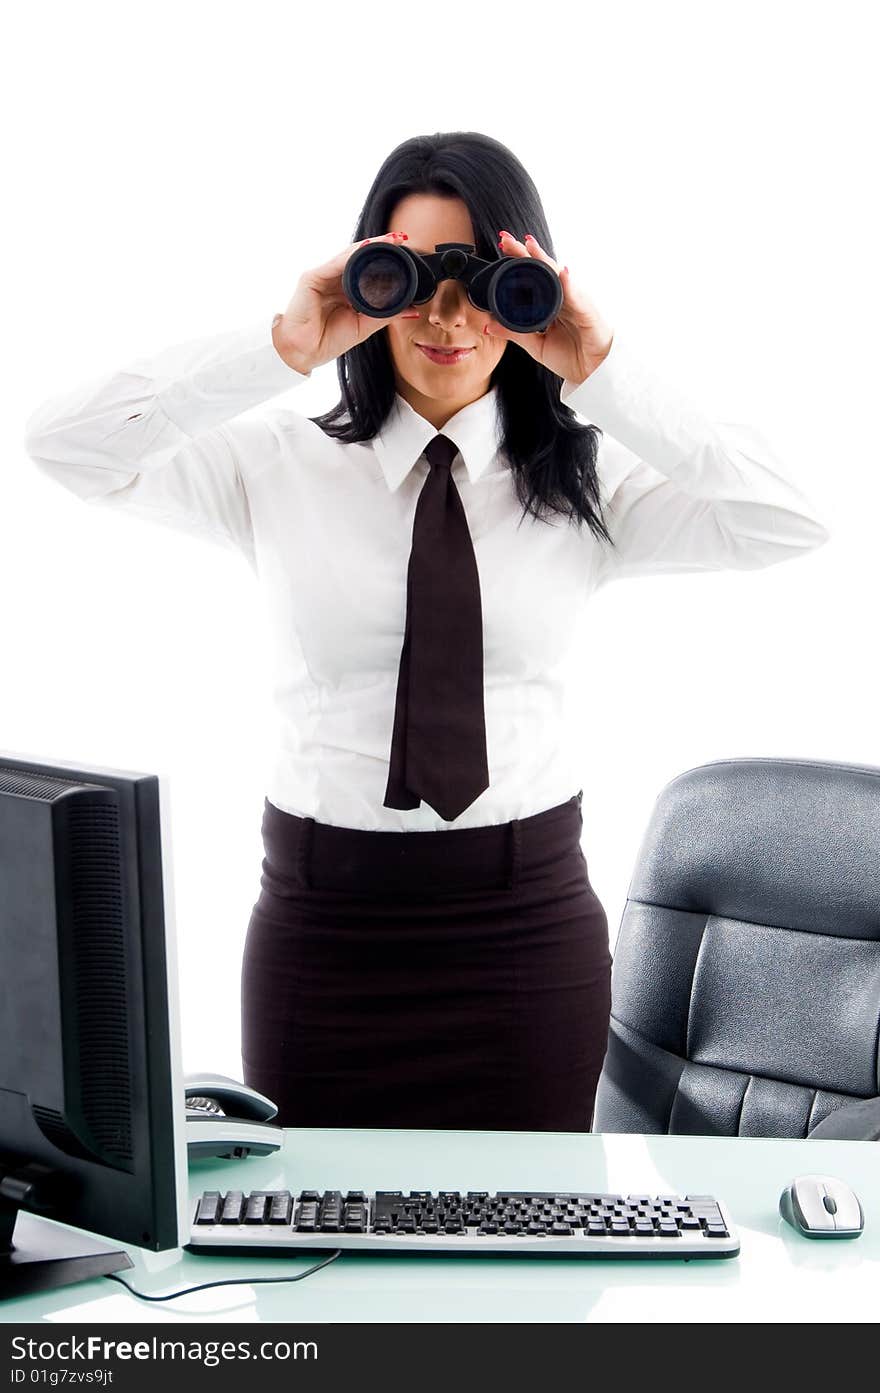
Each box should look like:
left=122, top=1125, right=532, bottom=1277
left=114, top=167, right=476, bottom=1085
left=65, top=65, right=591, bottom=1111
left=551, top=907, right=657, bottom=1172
left=494, top=263, right=556, bottom=331
left=344, top=241, right=561, bottom=331
left=350, top=251, right=410, bottom=313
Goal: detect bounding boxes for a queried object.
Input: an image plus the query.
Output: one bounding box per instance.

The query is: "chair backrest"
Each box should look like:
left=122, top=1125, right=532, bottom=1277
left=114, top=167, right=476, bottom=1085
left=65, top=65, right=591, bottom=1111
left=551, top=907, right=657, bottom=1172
left=593, top=757, right=880, bottom=1137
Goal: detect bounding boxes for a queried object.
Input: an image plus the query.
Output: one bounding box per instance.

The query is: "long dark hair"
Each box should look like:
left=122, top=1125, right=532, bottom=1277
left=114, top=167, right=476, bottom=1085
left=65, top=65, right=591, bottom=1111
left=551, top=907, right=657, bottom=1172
left=310, top=131, right=612, bottom=542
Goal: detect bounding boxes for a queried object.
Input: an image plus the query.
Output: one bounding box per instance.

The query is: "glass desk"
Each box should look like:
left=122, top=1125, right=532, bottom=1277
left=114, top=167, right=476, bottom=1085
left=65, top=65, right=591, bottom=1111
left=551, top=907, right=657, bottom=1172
left=2, top=1129, right=877, bottom=1324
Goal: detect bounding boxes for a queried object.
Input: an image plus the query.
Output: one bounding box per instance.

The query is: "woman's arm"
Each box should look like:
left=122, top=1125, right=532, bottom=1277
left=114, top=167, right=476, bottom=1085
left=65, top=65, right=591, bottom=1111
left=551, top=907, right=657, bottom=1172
left=560, top=336, right=831, bottom=588
left=22, top=317, right=310, bottom=567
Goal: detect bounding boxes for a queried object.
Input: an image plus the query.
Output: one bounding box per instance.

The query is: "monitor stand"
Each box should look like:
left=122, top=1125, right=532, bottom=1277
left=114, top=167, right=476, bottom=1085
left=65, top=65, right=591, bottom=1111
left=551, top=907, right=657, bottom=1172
left=1, top=1201, right=133, bottom=1300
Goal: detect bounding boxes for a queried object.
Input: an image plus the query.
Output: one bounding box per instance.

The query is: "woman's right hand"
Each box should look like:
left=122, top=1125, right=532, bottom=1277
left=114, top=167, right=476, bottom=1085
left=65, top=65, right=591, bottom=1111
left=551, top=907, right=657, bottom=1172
left=271, top=231, right=416, bottom=375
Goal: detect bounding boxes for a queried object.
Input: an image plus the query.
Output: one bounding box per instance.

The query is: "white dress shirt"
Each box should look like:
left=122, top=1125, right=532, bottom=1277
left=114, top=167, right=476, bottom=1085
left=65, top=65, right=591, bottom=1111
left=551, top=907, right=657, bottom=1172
left=23, top=319, right=830, bottom=831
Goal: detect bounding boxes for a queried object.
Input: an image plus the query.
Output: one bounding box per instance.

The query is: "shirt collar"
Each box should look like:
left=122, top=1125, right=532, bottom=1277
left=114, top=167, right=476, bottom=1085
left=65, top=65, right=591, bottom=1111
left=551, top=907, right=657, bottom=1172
left=373, top=384, right=505, bottom=493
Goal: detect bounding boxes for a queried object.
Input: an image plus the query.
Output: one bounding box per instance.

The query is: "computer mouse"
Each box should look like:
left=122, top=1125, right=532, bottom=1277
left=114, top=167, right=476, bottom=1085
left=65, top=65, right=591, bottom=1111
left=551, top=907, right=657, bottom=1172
left=779, top=1174, right=864, bottom=1238
left=184, top=1072, right=284, bottom=1161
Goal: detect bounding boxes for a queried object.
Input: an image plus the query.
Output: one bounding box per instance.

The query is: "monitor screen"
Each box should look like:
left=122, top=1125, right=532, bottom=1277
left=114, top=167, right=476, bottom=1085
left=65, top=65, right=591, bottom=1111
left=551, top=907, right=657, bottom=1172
left=0, top=750, right=188, bottom=1299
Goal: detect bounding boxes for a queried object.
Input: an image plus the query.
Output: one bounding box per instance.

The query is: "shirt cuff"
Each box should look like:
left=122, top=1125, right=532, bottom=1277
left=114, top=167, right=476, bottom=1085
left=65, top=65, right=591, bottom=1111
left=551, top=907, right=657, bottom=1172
left=559, top=334, right=725, bottom=479
left=158, top=315, right=312, bottom=438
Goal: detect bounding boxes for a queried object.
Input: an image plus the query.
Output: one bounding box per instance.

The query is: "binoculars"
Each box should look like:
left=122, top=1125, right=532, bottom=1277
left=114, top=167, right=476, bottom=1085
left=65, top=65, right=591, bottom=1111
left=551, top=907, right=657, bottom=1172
left=342, top=240, right=563, bottom=334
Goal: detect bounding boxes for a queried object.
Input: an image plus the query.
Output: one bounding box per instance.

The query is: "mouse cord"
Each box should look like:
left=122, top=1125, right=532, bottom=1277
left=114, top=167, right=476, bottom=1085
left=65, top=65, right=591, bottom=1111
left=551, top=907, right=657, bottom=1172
left=103, top=1249, right=342, bottom=1302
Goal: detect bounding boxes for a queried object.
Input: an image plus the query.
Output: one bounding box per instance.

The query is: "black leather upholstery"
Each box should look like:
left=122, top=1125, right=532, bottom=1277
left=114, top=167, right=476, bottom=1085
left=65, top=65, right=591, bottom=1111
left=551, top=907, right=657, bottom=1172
left=593, top=758, right=880, bottom=1139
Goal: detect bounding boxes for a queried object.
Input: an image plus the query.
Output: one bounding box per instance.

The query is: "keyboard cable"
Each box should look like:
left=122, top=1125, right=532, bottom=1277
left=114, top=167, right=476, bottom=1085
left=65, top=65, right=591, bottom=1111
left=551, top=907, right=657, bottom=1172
left=103, top=1249, right=343, bottom=1302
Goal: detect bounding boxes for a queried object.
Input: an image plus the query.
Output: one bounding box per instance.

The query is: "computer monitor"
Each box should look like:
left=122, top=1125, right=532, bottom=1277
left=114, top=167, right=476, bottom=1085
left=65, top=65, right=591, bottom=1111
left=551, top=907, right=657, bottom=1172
left=0, top=750, right=188, bottom=1299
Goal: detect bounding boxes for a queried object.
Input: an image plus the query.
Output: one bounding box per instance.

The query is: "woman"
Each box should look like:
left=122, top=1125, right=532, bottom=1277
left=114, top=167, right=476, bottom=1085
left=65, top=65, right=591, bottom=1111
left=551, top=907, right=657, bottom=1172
left=23, top=131, right=829, bottom=1133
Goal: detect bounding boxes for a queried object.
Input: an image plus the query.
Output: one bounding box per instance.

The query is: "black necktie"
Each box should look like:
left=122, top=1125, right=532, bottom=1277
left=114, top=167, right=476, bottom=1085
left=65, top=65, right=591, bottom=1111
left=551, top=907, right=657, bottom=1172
left=383, top=433, right=491, bottom=821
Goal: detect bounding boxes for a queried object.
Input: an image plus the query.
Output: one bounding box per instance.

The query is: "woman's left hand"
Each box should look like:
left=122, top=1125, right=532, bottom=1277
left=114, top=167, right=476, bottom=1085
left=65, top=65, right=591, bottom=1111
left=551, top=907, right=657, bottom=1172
left=485, top=232, right=614, bottom=386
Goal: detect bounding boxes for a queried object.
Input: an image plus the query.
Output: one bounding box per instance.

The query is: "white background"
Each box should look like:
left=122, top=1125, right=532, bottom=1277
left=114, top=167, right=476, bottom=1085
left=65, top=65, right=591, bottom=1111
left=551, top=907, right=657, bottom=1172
left=4, top=0, right=877, bottom=1083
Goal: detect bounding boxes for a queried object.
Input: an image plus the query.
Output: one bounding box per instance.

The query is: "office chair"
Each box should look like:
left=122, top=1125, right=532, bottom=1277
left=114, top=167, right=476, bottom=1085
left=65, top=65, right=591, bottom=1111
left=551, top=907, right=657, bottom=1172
left=593, top=757, right=880, bottom=1141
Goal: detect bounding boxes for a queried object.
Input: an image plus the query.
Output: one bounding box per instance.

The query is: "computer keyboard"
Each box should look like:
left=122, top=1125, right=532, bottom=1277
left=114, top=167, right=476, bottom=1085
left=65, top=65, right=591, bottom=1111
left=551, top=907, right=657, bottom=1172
left=186, top=1188, right=740, bottom=1259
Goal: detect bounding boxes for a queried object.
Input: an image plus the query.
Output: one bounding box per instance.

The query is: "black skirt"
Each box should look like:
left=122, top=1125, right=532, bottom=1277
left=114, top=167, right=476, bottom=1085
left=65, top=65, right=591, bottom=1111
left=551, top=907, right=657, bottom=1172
left=240, top=790, right=612, bottom=1132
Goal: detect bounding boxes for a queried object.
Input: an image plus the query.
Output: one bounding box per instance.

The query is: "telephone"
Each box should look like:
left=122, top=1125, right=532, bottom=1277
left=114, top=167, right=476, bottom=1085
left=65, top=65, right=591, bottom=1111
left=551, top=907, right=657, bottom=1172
left=184, top=1072, right=284, bottom=1161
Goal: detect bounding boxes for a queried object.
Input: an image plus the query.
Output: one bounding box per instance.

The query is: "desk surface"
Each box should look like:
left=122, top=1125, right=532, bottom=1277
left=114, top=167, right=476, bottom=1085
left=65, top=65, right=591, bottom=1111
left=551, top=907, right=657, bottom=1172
left=3, top=1129, right=878, bottom=1323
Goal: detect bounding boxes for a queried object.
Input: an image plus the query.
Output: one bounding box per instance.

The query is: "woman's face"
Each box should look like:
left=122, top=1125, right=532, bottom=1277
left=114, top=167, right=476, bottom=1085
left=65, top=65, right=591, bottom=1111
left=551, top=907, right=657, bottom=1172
left=383, top=192, right=507, bottom=430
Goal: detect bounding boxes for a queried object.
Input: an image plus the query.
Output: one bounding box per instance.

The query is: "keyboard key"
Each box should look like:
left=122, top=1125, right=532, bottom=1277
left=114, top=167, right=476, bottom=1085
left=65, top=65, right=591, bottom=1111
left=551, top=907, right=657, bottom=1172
left=195, top=1192, right=221, bottom=1225
left=244, top=1194, right=268, bottom=1224
left=220, top=1192, right=244, bottom=1223
left=268, top=1193, right=293, bottom=1224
